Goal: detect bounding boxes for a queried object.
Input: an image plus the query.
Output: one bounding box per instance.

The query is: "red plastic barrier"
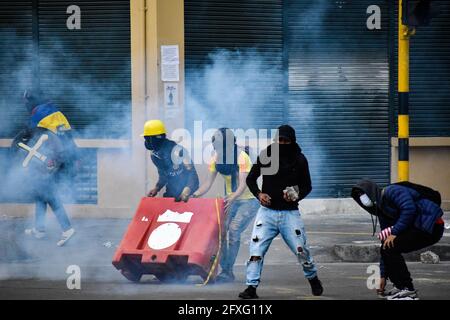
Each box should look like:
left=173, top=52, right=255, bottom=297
left=112, top=197, right=224, bottom=283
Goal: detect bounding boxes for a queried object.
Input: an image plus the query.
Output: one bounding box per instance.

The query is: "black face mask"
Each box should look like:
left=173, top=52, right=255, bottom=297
left=278, top=143, right=297, bottom=157
left=144, top=136, right=164, bottom=151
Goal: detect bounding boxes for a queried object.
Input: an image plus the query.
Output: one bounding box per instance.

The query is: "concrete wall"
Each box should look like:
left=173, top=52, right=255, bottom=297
left=391, top=137, right=450, bottom=210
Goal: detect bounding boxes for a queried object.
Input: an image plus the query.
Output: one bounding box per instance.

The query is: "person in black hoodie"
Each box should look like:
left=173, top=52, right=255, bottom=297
left=238, top=125, right=323, bottom=299
left=351, top=179, right=444, bottom=300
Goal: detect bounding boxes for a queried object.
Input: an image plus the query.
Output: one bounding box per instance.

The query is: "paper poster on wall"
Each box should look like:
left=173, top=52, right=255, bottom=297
left=161, top=45, right=179, bottom=64
left=161, top=45, right=180, bottom=82
left=161, top=64, right=179, bottom=82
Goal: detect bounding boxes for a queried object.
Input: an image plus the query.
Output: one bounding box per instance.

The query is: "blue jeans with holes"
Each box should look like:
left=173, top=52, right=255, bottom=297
left=220, top=199, right=259, bottom=274
left=245, top=206, right=317, bottom=287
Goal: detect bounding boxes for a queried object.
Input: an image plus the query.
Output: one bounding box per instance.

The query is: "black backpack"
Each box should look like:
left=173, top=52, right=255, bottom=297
left=394, top=181, right=442, bottom=207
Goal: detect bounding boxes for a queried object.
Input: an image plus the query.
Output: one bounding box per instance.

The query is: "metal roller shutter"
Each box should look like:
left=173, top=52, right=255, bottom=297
left=392, top=0, right=450, bottom=137
left=0, top=1, right=131, bottom=204
left=185, top=0, right=284, bottom=130
left=0, top=0, right=34, bottom=138
left=37, top=0, right=131, bottom=202
left=38, top=0, right=131, bottom=139
left=287, top=0, right=390, bottom=197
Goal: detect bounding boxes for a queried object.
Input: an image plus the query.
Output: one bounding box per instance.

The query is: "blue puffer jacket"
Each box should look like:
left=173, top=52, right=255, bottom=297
left=380, top=185, right=443, bottom=235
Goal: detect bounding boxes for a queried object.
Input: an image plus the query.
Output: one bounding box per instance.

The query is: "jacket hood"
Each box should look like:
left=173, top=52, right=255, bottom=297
left=265, top=142, right=302, bottom=156
left=276, top=125, right=297, bottom=143
left=351, top=179, right=382, bottom=216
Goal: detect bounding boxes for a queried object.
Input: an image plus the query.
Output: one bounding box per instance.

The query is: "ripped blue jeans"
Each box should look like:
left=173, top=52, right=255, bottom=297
left=220, top=199, right=259, bottom=274
left=246, top=206, right=317, bottom=287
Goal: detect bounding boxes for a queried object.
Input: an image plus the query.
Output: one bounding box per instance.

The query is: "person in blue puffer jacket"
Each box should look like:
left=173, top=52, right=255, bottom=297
left=351, top=179, right=445, bottom=300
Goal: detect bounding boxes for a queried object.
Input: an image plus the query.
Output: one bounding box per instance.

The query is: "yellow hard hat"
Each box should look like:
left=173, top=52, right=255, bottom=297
left=141, top=120, right=166, bottom=137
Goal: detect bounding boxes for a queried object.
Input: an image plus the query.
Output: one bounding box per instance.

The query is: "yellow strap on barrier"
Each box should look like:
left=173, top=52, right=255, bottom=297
left=198, top=197, right=222, bottom=286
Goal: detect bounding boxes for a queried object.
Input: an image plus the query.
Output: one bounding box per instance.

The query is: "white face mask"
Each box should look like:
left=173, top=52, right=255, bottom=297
left=360, top=194, right=373, bottom=207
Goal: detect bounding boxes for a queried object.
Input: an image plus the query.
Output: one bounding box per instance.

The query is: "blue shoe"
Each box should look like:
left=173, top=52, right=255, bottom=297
left=215, top=271, right=235, bottom=283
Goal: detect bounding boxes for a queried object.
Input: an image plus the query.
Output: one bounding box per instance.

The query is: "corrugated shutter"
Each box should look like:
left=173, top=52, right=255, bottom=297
left=61, top=149, right=98, bottom=204
left=287, top=0, right=390, bottom=197
left=0, top=1, right=131, bottom=204
left=38, top=0, right=131, bottom=139
left=393, top=0, right=450, bottom=137
left=185, top=0, right=284, bottom=130
left=0, top=0, right=34, bottom=138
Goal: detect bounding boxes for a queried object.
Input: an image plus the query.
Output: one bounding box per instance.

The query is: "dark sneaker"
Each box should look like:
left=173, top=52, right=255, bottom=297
left=238, top=286, right=259, bottom=299
left=215, top=272, right=235, bottom=283
left=308, top=276, right=324, bottom=296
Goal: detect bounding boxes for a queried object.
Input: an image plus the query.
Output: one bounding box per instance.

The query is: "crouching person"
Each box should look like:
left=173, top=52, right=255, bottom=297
left=238, top=125, right=323, bottom=299
left=351, top=180, right=445, bottom=300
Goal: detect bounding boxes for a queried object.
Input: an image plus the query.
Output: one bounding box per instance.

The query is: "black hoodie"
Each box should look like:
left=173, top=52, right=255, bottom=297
left=246, top=143, right=312, bottom=210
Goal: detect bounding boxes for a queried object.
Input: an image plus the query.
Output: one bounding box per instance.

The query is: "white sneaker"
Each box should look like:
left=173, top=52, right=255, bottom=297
left=25, top=228, right=46, bottom=239
left=378, top=286, right=401, bottom=299
left=57, top=228, right=75, bottom=246
left=387, top=289, right=419, bottom=300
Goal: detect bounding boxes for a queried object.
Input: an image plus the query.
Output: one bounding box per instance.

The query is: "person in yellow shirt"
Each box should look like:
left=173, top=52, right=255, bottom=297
left=193, top=128, right=258, bottom=283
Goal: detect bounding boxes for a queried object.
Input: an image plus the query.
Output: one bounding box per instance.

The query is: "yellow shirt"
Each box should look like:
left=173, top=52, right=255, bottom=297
left=209, top=150, right=254, bottom=200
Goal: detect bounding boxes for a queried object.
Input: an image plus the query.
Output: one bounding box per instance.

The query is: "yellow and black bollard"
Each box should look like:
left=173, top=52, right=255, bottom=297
left=398, top=0, right=412, bottom=182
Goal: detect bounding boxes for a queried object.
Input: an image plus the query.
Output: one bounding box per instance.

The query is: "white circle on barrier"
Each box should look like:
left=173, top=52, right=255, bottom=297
left=148, top=222, right=182, bottom=250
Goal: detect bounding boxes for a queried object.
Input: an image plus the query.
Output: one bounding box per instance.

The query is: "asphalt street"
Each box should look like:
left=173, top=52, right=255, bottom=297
left=1, top=213, right=449, bottom=300
left=1, top=263, right=450, bottom=300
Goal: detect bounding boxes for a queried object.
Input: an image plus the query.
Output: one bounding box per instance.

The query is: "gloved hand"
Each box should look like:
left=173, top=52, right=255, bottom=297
left=175, top=187, right=191, bottom=202
left=378, top=227, right=393, bottom=241
left=283, top=185, right=300, bottom=202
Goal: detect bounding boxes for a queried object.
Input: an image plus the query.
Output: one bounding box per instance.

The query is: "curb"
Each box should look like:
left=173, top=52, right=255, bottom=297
left=334, top=242, right=450, bottom=263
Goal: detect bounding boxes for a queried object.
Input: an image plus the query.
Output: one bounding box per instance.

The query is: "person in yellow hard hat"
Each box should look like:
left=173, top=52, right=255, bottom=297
left=142, top=120, right=199, bottom=201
